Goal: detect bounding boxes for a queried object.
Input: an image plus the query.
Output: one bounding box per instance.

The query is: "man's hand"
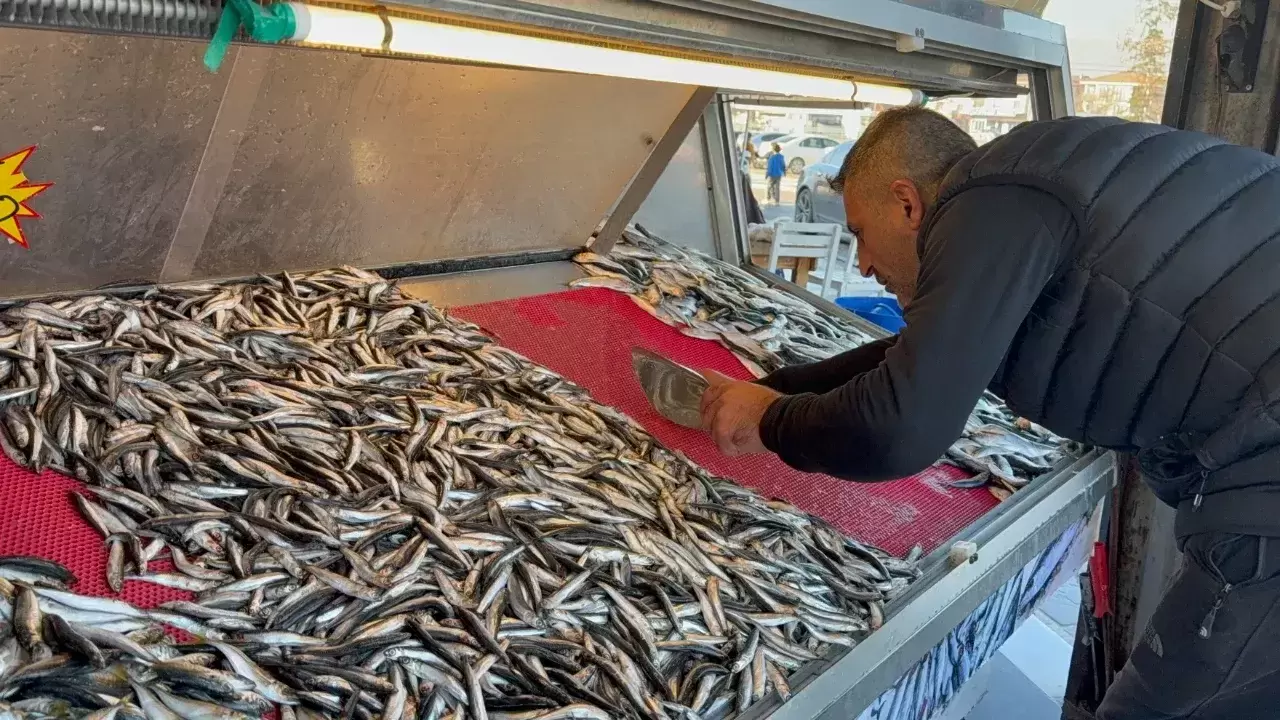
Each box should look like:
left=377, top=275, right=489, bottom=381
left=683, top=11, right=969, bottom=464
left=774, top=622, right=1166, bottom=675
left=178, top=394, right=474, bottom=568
left=699, top=369, right=781, bottom=457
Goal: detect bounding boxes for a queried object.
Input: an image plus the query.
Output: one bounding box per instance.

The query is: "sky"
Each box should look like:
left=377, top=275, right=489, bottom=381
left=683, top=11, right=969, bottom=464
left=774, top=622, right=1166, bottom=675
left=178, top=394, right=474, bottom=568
left=1042, top=0, right=1145, bottom=77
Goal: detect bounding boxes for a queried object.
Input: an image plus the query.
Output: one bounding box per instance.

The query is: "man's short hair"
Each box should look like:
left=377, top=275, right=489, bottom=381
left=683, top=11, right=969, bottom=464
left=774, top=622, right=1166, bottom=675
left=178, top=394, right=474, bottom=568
left=831, top=107, right=977, bottom=205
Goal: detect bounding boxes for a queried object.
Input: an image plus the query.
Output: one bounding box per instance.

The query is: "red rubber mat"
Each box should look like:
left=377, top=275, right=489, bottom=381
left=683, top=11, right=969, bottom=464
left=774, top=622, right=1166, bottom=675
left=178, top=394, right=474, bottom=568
left=454, top=288, right=999, bottom=556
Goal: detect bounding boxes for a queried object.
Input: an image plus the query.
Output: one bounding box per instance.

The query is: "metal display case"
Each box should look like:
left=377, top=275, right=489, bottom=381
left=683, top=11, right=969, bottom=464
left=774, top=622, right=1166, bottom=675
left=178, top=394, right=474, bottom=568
left=0, top=1, right=1107, bottom=718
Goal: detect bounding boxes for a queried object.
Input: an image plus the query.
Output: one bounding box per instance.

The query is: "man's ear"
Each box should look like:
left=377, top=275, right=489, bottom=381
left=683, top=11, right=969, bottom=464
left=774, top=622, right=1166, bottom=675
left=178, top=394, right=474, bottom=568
left=888, top=179, right=926, bottom=231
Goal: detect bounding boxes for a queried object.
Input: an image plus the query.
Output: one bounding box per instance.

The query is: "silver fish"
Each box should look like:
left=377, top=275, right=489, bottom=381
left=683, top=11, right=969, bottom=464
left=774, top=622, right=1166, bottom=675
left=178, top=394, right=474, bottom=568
left=0, top=266, right=924, bottom=720
left=575, top=225, right=1076, bottom=490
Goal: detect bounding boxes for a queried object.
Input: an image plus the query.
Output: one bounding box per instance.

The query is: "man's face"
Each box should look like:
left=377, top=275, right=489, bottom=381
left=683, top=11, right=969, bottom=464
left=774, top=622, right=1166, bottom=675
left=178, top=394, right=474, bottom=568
left=843, top=177, right=928, bottom=306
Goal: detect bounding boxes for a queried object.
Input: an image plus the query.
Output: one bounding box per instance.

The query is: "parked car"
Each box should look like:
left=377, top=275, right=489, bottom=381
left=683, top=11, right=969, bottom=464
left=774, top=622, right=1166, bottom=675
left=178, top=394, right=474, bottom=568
left=749, top=132, right=792, bottom=159
left=794, top=140, right=854, bottom=225
left=774, top=135, right=843, bottom=175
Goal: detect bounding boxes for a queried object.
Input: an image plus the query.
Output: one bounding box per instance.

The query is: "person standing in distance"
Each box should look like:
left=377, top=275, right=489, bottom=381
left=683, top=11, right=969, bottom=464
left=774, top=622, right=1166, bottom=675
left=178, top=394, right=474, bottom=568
left=765, top=142, right=786, bottom=205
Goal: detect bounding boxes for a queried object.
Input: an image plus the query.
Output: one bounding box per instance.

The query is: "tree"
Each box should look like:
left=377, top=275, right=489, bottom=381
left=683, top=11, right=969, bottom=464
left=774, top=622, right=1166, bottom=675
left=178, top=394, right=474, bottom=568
left=1120, top=0, right=1179, bottom=122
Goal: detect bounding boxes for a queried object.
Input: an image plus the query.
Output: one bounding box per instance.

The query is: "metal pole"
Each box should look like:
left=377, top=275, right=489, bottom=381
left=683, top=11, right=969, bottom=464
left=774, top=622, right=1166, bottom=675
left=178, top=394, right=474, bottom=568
left=1029, top=63, right=1076, bottom=120
left=698, top=96, right=743, bottom=264
left=593, top=86, right=716, bottom=254
left=720, top=98, right=754, bottom=264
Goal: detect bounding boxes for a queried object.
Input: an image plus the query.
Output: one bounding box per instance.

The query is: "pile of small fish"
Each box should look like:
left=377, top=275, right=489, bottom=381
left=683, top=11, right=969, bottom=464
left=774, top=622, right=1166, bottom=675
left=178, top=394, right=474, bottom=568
left=0, top=267, right=919, bottom=719
left=949, top=395, right=1083, bottom=497
left=0, top=557, right=318, bottom=719
left=574, top=226, right=1078, bottom=494
left=574, top=229, right=876, bottom=377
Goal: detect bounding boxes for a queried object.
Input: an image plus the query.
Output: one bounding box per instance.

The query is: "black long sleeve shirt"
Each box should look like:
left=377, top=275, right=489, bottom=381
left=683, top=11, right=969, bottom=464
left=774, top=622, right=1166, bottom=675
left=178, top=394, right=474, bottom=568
left=756, top=186, right=1073, bottom=481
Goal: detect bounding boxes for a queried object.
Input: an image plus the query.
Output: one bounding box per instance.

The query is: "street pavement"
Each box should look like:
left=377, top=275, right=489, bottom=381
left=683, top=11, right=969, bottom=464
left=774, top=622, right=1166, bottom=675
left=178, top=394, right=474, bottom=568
left=746, top=168, right=800, bottom=219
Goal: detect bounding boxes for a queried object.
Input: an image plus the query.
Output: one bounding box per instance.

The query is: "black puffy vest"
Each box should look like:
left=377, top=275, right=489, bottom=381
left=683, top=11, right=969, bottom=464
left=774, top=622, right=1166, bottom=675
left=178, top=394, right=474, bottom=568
left=928, top=117, right=1280, bottom=536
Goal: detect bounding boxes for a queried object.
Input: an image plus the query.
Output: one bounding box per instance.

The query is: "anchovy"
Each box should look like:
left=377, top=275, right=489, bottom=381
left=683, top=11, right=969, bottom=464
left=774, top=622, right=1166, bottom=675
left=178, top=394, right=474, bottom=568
left=208, top=640, right=298, bottom=704
left=0, top=266, right=926, bottom=720
left=574, top=225, right=1077, bottom=493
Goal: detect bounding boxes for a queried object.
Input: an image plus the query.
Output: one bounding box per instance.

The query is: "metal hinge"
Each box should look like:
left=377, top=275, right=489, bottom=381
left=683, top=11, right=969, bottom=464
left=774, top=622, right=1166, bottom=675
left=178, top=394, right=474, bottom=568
left=1213, top=0, right=1270, bottom=92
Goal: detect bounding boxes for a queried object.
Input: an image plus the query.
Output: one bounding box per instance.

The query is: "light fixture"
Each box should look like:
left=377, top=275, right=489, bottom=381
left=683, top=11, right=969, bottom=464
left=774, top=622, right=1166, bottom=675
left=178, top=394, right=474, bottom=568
left=290, top=4, right=384, bottom=50
left=280, top=2, right=924, bottom=106
left=851, top=82, right=923, bottom=106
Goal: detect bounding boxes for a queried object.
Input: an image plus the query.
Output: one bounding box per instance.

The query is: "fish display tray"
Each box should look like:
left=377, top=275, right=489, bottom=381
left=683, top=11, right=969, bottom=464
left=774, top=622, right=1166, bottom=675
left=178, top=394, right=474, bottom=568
left=0, top=287, right=993, bottom=595
left=452, top=287, right=999, bottom=556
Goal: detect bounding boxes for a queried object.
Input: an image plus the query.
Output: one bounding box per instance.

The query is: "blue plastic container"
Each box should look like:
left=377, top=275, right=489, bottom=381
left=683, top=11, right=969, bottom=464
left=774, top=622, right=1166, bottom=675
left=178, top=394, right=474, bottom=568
left=835, top=296, right=906, bottom=333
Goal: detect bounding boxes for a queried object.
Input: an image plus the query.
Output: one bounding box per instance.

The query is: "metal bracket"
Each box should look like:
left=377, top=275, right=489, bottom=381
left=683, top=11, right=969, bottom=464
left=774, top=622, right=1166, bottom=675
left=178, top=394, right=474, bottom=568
left=1217, top=0, right=1270, bottom=92
left=947, top=541, right=979, bottom=568
left=895, top=30, right=925, bottom=53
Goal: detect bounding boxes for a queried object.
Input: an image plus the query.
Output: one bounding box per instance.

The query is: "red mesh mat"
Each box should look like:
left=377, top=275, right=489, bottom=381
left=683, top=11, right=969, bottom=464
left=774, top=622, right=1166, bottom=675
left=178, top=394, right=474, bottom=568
left=0, top=468, right=190, bottom=605
left=0, top=286, right=997, bottom=600
left=455, top=288, right=999, bottom=556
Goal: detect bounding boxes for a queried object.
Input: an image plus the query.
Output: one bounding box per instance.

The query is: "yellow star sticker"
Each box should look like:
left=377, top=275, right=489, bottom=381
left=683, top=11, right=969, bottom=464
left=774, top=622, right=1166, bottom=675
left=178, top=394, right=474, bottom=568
left=0, top=146, right=53, bottom=249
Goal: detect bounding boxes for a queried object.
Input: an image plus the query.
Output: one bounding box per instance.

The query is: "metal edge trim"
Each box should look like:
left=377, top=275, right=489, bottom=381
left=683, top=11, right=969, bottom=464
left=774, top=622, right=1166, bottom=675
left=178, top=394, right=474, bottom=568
left=713, top=0, right=1068, bottom=60
left=651, top=0, right=1067, bottom=67
left=751, top=449, right=1114, bottom=719
left=895, top=450, right=1114, bottom=606
left=0, top=248, right=580, bottom=306
left=369, top=247, right=579, bottom=280
left=318, top=0, right=1036, bottom=92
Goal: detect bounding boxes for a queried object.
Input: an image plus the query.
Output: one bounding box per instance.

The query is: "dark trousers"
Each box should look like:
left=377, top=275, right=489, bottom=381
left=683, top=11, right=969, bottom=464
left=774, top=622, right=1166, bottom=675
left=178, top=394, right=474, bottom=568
left=767, top=176, right=781, bottom=204
left=1098, top=532, right=1280, bottom=719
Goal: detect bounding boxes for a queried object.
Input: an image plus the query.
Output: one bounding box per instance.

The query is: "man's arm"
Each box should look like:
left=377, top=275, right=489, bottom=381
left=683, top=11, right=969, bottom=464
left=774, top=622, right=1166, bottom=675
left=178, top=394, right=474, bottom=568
left=757, top=338, right=895, bottom=395
left=758, top=186, right=1070, bottom=481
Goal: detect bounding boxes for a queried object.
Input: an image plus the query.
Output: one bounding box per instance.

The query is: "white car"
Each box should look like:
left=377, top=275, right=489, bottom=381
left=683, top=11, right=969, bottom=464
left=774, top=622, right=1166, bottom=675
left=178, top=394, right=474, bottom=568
left=750, top=132, right=793, bottom=160
left=772, top=135, right=843, bottom=174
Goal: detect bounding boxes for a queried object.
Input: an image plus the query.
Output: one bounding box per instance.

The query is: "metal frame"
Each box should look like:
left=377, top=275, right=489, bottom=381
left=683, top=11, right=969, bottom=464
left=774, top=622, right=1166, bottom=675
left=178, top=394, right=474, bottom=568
left=364, top=0, right=1056, bottom=96
left=701, top=95, right=745, bottom=264
left=735, top=0, right=1068, bottom=65
left=719, top=96, right=754, bottom=266
left=1030, top=62, right=1076, bottom=121
left=1163, top=0, right=1208, bottom=132
left=595, top=87, right=717, bottom=254
left=3, top=0, right=1063, bottom=97
left=0, top=248, right=581, bottom=306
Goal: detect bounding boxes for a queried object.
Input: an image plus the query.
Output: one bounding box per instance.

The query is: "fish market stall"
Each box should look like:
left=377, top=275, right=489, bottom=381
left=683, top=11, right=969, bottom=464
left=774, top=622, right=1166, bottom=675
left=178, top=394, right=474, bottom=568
left=0, top=1, right=1110, bottom=719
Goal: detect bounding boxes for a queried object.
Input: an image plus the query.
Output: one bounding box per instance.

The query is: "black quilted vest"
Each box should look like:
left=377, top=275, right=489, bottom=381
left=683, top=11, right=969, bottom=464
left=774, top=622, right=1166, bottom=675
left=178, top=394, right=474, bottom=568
left=927, top=117, right=1280, bottom=537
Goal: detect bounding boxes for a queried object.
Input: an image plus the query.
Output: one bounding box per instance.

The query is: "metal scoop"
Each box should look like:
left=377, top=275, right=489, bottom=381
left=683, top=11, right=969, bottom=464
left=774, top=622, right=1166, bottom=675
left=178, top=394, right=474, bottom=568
left=630, top=347, right=708, bottom=429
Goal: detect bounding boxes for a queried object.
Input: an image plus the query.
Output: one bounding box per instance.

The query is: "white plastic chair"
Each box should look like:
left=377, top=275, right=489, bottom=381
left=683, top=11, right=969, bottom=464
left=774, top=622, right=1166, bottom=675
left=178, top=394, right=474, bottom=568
left=766, top=221, right=846, bottom=298
left=817, top=231, right=868, bottom=298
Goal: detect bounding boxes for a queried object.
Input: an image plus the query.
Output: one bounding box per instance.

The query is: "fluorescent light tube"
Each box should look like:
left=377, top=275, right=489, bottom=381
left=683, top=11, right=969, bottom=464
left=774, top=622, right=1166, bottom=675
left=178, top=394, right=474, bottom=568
left=283, top=3, right=922, bottom=105
left=851, top=81, right=923, bottom=106
left=287, top=3, right=385, bottom=50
